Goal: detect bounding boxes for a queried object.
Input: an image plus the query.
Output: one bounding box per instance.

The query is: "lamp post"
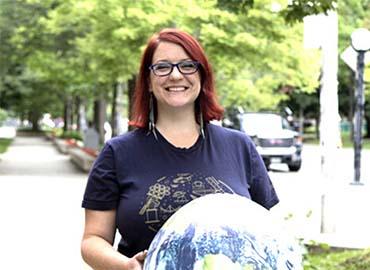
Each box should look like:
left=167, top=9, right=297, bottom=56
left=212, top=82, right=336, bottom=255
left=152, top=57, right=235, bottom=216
left=350, top=28, right=370, bottom=185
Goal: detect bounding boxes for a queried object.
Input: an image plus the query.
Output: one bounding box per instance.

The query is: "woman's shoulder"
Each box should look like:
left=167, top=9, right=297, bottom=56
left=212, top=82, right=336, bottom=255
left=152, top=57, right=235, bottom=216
left=207, top=123, right=253, bottom=143
left=105, top=128, right=147, bottom=148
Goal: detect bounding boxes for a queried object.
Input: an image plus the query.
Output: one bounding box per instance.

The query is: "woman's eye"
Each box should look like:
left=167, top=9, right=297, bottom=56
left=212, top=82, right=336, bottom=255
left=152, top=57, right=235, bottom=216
left=156, top=64, right=171, bottom=70
left=180, top=62, right=196, bottom=69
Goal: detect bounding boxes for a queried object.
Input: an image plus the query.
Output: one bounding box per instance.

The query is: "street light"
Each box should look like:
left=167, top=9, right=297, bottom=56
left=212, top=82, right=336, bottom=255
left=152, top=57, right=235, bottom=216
left=350, top=28, right=370, bottom=185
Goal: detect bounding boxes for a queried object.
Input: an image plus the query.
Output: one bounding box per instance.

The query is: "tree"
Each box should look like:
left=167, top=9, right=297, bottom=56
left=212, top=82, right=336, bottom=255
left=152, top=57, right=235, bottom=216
left=0, top=0, right=62, bottom=130
left=0, top=0, right=337, bottom=134
left=201, top=0, right=321, bottom=111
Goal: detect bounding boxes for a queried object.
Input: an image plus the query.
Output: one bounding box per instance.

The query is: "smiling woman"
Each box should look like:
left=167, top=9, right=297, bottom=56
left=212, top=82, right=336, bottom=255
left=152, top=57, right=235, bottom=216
left=80, top=28, right=279, bottom=270
left=130, top=28, right=223, bottom=130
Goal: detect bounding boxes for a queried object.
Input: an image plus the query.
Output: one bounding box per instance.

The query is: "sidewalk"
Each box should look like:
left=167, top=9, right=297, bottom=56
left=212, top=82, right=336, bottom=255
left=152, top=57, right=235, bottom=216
left=0, top=136, right=369, bottom=270
left=269, top=145, right=370, bottom=250
left=0, top=136, right=91, bottom=270
left=272, top=181, right=370, bottom=249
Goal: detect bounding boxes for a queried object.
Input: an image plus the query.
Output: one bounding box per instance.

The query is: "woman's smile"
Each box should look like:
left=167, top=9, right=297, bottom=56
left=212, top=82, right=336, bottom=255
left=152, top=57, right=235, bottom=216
left=164, top=85, right=189, bottom=92
left=149, top=41, right=201, bottom=110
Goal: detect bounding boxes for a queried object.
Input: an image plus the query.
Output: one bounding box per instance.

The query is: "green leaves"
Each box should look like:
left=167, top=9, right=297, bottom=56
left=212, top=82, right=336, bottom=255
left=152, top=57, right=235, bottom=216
left=280, top=0, right=337, bottom=24
left=1, top=0, right=336, bottom=121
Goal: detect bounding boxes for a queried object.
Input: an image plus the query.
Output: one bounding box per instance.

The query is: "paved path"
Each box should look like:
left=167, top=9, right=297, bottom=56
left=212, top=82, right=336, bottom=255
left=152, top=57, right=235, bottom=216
left=1, top=136, right=369, bottom=270
left=269, top=144, right=370, bottom=249
left=0, top=136, right=91, bottom=270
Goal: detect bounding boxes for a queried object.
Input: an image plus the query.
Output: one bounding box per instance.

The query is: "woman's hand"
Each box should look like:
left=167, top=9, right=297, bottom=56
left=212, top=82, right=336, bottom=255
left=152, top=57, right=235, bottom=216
left=82, top=210, right=148, bottom=270
left=125, top=250, right=148, bottom=270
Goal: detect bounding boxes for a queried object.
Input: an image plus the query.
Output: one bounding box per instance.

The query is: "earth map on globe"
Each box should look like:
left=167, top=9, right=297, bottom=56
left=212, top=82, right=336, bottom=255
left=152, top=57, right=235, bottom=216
left=144, top=193, right=302, bottom=270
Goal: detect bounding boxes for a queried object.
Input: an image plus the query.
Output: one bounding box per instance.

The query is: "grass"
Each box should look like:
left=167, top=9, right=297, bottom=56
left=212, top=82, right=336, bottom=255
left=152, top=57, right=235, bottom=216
left=304, top=132, right=370, bottom=149
left=0, top=138, right=12, bottom=153
left=304, top=246, right=370, bottom=270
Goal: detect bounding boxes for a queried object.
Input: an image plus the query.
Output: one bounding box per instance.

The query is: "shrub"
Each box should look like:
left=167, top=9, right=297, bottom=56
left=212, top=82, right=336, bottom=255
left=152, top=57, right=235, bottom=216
left=60, top=130, right=83, bottom=141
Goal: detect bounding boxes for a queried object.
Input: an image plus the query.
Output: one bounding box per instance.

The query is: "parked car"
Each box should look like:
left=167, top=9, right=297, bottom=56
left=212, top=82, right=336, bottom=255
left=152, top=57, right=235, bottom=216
left=223, top=112, right=302, bottom=171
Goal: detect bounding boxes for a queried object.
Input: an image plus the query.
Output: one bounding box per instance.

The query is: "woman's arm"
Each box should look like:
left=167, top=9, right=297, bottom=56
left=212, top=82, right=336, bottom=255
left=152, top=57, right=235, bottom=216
left=81, top=209, right=147, bottom=270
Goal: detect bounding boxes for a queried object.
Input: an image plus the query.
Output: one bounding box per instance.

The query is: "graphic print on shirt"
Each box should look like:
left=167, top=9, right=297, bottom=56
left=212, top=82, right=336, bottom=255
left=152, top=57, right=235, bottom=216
left=139, top=173, right=234, bottom=232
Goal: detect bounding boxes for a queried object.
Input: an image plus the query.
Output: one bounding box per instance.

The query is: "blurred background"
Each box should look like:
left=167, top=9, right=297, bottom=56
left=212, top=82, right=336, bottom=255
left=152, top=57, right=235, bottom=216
left=0, top=0, right=369, bottom=269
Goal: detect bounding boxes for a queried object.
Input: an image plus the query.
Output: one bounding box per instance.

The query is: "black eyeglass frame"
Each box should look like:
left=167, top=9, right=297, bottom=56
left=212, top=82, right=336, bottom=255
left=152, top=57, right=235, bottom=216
left=149, top=61, right=200, bottom=77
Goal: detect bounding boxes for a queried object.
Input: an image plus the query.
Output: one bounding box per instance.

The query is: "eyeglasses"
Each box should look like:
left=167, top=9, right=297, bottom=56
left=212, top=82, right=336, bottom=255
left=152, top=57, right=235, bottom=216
left=149, top=61, right=200, bottom=77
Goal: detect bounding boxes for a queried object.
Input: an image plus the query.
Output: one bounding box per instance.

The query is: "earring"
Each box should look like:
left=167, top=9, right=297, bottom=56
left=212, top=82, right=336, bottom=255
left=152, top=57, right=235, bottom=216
left=199, top=103, right=205, bottom=139
left=148, top=92, right=158, bottom=140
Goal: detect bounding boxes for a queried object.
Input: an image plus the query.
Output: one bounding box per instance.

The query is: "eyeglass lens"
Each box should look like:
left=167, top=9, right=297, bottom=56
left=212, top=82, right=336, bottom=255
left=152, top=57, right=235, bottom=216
left=151, top=61, right=198, bottom=76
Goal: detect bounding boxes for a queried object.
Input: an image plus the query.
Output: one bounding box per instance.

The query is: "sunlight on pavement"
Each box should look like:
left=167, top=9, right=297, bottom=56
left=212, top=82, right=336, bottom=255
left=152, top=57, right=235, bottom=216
left=0, top=137, right=91, bottom=270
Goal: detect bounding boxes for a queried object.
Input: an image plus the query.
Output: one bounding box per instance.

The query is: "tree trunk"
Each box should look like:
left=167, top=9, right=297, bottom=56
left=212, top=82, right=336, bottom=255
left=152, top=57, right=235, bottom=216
left=299, top=106, right=304, bottom=134
left=94, top=97, right=106, bottom=144
left=111, top=82, right=118, bottom=137
left=128, top=76, right=136, bottom=131
left=365, top=114, right=370, bottom=138
left=111, top=81, right=127, bottom=136
left=30, top=110, right=40, bottom=131
left=315, top=116, right=320, bottom=140
left=70, top=97, right=74, bottom=130
left=63, top=96, right=72, bottom=132
left=75, top=96, right=81, bottom=131
left=78, top=97, right=87, bottom=133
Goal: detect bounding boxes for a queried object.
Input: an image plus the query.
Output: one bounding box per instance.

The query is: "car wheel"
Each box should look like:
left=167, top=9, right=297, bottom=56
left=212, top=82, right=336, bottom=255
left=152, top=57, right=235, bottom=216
left=288, top=161, right=301, bottom=172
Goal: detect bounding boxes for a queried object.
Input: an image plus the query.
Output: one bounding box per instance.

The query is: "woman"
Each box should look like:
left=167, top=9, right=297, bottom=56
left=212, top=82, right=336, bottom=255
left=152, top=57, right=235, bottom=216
left=81, top=28, right=279, bottom=270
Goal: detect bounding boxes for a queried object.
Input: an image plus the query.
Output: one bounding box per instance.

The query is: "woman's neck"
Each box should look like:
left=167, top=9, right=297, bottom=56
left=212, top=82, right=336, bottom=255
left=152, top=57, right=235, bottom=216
left=155, top=107, right=200, bottom=148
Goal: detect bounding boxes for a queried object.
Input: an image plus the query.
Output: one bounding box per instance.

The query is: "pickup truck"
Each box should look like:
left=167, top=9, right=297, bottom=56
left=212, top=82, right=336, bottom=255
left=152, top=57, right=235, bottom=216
left=223, top=112, right=302, bottom=171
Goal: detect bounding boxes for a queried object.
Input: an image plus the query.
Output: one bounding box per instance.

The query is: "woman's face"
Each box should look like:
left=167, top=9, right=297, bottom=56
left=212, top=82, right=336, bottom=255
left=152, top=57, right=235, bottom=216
left=149, top=41, right=201, bottom=112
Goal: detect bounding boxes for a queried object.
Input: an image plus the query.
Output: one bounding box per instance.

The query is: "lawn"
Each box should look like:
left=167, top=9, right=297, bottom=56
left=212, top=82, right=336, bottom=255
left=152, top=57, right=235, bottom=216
left=0, top=138, right=12, bottom=153
left=304, top=132, right=370, bottom=149
left=304, top=246, right=370, bottom=270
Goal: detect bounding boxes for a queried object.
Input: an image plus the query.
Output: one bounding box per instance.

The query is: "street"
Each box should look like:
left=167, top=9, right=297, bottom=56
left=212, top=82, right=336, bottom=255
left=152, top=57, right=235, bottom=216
left=0, top=137, right=369, bottom=270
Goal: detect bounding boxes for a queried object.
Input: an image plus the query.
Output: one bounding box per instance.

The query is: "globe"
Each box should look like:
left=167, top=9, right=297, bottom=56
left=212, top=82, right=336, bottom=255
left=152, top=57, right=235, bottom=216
left=144, top=193, right=302, bottom=270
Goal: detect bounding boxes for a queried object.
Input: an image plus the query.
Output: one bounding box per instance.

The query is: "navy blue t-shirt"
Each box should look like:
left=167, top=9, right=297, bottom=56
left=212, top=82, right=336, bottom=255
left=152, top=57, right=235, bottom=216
left=82, top=124, right=279, bottom=257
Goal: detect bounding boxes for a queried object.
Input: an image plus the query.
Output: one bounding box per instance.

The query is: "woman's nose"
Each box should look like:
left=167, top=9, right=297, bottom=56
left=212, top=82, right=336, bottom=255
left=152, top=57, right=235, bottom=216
left=169, top=66, right=183, bottom=79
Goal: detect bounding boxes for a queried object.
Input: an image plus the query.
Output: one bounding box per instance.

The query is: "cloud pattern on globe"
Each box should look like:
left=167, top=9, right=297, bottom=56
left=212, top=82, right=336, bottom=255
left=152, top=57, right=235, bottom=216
left=144, top=193, right=302, bottom=270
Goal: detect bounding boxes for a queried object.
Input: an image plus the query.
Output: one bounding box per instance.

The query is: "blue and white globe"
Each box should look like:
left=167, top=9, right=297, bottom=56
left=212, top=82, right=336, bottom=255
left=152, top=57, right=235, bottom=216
left=144, top=193, right=302, bottom=270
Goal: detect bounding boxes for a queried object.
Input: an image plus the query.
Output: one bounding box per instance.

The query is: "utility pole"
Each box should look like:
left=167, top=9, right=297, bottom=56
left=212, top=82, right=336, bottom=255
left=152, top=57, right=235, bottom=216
left=350, top=28, right=370, bottom=185
left=341, top=28, right=370, bottom=185
left=304, top=11, right=341, bottom=234
left=319, top=11, right=341, bottom=234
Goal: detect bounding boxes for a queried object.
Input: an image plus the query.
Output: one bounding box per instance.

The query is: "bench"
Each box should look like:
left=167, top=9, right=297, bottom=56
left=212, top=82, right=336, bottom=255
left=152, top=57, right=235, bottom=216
left=68, top=147, right=97, bottom=172
left=54, top=138, right=76, bottom=154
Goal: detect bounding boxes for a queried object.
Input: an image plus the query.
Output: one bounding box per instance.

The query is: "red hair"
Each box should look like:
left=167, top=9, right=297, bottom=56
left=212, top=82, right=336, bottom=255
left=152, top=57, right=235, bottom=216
left=129, top=28, right=224, bottom=128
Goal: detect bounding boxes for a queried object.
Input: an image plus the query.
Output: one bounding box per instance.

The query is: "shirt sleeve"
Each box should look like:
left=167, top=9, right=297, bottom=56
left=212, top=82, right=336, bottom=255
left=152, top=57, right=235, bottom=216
left=82, top=142, right=120, bottom=210
left=248, top=144, right=279, bottom=210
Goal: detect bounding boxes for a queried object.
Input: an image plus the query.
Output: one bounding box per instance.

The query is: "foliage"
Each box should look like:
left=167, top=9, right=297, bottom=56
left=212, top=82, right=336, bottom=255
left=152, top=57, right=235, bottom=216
left=60, top=130, right=83, bottom=141
left=337, top=0, right=370, bottom=136
left=216, top=0, right=337, bottom=23
left=304, top=247, right=370, bottom=270
left=0, top=108, right=8, bottom=124
left=216, top=0, right=254, bottom=13
left=279, top=0, right=370, bottom=136
left=281, top=0, right=337, bottom=24
left=0, top=138, right=13, bottom=153
left=199, top=0, right=321, bottom=110
left=0, top=0, right=65, bottom=129
left=304, top=131, right=370, bottom=149
left=0, top=0, right=338, bottom=127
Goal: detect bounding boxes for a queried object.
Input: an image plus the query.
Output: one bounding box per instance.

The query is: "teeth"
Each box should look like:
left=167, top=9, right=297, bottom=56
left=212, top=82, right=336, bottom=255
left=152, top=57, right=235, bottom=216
left=167, top=87, right=187, bottom=91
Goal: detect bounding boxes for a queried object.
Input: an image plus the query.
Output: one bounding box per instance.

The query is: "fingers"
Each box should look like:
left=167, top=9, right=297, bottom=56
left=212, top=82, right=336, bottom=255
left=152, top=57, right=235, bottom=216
left=134, top=250, right=148, bottom=262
